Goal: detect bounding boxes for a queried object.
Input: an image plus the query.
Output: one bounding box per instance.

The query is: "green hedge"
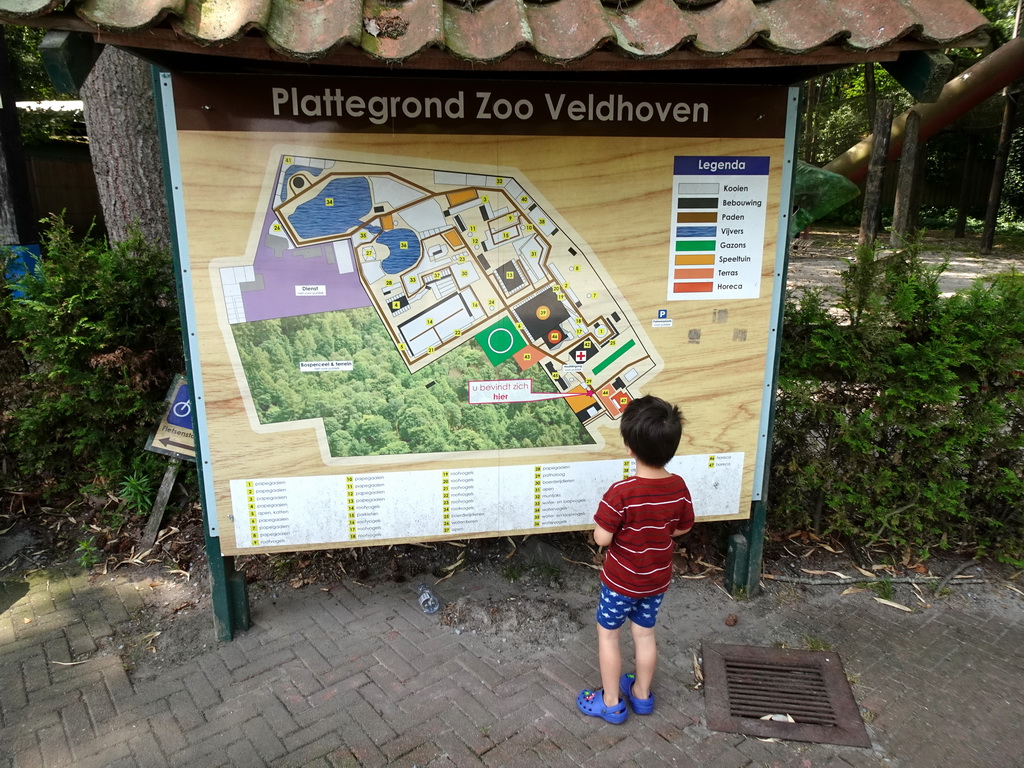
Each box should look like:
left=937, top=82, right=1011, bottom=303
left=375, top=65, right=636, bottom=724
left=3, top=219, right=1022, bottom=564
left=771, top=245, right=1024, bottom=564
left=0, top=217, right=182, bottom=494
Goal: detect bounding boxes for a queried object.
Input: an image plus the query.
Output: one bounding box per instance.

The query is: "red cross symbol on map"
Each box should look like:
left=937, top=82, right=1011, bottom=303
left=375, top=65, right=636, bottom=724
left=575, top=350, right=587, bottom=362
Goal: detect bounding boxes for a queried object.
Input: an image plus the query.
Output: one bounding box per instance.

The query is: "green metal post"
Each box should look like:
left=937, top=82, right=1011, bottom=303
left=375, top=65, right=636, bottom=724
left=203, top=524, right=250, bottom=641
left=725, top=532, right=749, bottom=595
left=152, top=66, right=249, bottom=641
left=725, top=85, right=800, bottom=597
left=742, top=499, right=768, bottom=596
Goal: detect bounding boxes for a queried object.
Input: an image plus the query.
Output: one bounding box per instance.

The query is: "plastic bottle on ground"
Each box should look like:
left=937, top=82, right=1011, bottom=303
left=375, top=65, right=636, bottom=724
left=417, top=582, right=440, bottom=614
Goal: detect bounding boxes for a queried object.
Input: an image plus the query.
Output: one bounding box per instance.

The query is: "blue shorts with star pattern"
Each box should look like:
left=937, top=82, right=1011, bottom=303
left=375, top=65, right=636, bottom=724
left=596, top=584, right=666, bottom=630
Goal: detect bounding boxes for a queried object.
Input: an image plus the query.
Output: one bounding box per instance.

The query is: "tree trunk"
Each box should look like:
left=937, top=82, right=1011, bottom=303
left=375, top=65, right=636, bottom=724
left=859, top=99, right=893, bottom=247
left=980, top=1, right=1023, bottom=255
left=891, top=109, right=921, bottom=248
left=0, top=31, right=35, bottom=246
left=864, top=63, right=877, bottom=130
left=980, top=90, right=1020, bottom=255
left=79, top=46, right=169, bottom=249
left=953, top=141, right=976, bottom=238
left=803, top=78, right=819, bottom=164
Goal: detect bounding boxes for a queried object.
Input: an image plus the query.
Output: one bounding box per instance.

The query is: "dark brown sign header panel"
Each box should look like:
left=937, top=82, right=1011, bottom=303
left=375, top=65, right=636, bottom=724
left=172, top=74, right=788, bottom=139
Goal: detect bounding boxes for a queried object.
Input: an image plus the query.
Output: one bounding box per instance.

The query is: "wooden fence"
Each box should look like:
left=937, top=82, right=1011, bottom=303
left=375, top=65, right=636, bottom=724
left=880, top=156, right=995, bottom=215
left=24, top=145, right=104, bottom=237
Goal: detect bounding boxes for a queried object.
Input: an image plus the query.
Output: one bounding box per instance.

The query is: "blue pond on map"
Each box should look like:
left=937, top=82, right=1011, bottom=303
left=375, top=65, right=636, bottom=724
left=378, top=229, right=422, bottom=274
left=289, top=177, right=374, bottom=239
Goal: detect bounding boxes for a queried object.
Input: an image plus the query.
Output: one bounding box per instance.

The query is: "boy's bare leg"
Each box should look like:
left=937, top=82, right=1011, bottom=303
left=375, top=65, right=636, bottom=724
left=630, top=623, right=657, bottom=700
left=597, top=624, right=622, bottom=707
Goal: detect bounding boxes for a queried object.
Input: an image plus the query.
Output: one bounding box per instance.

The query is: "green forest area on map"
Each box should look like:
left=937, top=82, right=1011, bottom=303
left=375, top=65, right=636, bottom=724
left=232, top=307, right=595, bottom=457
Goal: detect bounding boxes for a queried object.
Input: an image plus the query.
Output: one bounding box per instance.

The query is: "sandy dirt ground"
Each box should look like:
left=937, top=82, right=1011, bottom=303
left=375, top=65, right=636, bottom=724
left=787, top=228, right=1024, bottom=296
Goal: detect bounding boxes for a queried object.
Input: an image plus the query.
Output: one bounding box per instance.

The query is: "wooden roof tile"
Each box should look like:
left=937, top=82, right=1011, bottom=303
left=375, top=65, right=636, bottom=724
left=443, top=0, right=532, bottom=63
left=526, top=0, right=616, bottom=62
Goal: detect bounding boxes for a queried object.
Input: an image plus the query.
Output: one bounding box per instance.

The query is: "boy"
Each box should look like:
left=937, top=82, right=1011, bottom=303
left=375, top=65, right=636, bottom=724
left=577, top=395, right=694, bottom=724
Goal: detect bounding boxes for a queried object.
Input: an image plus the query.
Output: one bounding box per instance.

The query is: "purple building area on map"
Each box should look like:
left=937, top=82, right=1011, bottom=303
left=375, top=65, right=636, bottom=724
left=240, top=210, right=372, bottom=322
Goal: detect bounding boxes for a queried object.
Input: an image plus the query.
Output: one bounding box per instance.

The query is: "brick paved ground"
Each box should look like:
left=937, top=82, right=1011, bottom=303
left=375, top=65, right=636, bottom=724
left=1, top=563, right=1022, bottom=768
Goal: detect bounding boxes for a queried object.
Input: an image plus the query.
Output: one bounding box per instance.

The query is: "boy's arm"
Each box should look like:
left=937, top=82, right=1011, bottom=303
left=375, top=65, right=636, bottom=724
left=593, top=484, right=621, bottom=548
left=671, top=490, right=696, bottom=536
left=593, top=523, right=614, bottom=547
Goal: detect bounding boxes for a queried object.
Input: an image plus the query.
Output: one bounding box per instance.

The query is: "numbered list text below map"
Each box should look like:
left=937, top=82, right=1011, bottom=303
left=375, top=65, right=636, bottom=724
left=667, top=156, right=770, bottom=301
left=231, top=454, right=742, bottom=549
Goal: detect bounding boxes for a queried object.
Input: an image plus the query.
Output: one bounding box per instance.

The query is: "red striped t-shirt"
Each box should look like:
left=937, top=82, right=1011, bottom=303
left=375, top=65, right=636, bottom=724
left=594, top=474, right=694, bottom=598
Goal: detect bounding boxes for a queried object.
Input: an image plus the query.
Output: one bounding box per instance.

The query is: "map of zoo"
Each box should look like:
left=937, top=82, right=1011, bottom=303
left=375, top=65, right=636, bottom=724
left=218, top=154, right=663, bottom=460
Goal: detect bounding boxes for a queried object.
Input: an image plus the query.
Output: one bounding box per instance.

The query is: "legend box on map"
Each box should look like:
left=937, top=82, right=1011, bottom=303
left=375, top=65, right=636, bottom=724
left=667, top=156, right=770, bottom=301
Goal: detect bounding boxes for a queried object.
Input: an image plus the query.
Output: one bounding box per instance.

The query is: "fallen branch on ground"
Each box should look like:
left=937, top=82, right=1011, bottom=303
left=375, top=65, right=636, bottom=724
left=762, top=573, right=987, bottom=586
left=933, top=559, right=979, bottom=594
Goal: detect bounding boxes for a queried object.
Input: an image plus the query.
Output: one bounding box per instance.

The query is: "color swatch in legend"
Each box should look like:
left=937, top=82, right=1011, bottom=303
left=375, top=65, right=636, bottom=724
left=667, top=156, right=770, bottom=300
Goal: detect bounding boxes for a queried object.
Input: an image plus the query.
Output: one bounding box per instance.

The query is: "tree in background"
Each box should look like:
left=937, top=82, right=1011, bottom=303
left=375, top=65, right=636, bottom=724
left=973, top=0, right=1022, bottom=42
left=800, top=0, right=1023, bottom=227
left=79, top=46, right=169, bottom=249
left=3, top=25, right=83, bottom=146
left=2, top=24, right=169, bottom=248
left=0, top=27, right=34, bottom=245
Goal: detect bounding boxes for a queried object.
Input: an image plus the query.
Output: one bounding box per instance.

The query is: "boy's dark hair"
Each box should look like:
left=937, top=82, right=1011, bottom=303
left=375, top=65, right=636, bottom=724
left=620, top=395, right=684, bottom=468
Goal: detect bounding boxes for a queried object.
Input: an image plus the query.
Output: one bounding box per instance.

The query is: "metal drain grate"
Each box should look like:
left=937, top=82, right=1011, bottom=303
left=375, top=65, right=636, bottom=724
left=702, top=643, right=871, bottom=747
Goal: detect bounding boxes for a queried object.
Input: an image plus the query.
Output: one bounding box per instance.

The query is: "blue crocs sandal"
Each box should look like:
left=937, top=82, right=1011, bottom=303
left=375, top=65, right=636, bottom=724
left=577, top=689, right=628, bottom=724
left=620, top=673, right=655, bottom=715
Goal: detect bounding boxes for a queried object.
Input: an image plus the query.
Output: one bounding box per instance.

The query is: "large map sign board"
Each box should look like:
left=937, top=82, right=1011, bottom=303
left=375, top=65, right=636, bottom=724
left=162, top=74, right=797, bottom=555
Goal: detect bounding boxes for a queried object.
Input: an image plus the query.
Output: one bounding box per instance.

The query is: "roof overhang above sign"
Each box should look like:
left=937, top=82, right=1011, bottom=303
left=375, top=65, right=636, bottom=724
left=1, top=0, right=991, bottom=82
